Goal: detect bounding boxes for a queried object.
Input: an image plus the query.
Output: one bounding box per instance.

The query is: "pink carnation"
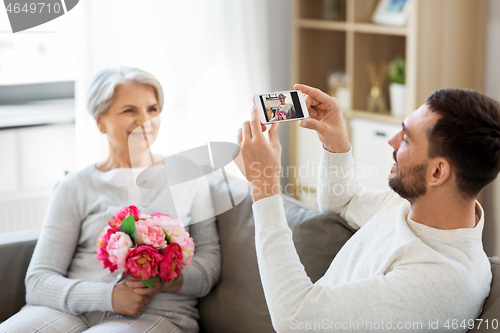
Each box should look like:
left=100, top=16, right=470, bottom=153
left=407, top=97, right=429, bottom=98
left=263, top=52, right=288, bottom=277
left=159, top=243, right=182, bottom=282
left=166, top=229, right=195, bottom=267
left=109, top=205, right=140, bottom=231
left=107, top=232, right=133, bottom=271
left=96, top=227, right=118, bottom=273
left=136, top=219, right=167, bottom=249
left=125, top=245, right=162, bottom=280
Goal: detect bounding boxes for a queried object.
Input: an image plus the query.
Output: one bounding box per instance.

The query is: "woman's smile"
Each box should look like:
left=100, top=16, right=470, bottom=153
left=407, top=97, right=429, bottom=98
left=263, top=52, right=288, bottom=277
left=129, top=130, right=154, bottom=139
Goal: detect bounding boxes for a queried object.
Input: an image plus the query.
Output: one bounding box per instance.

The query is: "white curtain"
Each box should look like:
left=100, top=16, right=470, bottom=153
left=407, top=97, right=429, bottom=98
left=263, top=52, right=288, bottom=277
left=75, top=0, right=272, bottom=175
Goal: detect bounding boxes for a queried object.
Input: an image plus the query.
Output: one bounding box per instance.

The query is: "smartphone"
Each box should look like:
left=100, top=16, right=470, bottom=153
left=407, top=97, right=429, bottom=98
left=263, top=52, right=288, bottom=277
left=253, top=90, right=309, bottom=124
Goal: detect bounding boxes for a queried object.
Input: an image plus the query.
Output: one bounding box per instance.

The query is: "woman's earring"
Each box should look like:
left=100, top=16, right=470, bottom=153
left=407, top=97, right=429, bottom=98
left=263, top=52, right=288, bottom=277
left=100, top=130, right=105, bottom=134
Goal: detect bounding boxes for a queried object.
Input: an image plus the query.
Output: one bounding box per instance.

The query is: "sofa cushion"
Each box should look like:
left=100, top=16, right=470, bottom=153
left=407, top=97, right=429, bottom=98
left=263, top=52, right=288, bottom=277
left=470, top=257, right=500, bottom=332
left=199, top=176, right=355, bottom=333
left=0, top=229, right=40, bottom=322
left=483, top=257, right=500, bottom=313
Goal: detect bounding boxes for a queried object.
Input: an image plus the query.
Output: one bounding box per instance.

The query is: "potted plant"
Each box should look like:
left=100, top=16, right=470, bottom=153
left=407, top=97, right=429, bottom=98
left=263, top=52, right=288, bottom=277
left=387, top=57, right=406, bottom=117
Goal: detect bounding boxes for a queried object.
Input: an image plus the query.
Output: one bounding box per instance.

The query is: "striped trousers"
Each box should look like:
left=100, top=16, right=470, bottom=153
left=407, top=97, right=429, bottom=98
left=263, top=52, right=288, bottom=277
left=0, top=305, right=198, bottom=333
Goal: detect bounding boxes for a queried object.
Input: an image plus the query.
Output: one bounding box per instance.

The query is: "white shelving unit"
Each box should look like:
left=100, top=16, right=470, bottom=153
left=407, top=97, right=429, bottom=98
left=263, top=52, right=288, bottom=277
left=291, top=0, right=487, bottom=202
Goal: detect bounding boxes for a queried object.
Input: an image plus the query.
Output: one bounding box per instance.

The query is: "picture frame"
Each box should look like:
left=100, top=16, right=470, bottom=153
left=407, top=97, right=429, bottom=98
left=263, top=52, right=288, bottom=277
left=372, top=0, right=411, bottom=27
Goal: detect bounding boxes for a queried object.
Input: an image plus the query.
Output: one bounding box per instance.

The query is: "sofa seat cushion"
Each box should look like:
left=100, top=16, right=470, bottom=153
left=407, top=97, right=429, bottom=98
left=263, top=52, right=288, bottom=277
left=483, top=257, right=500, bottom=313
left=199, top=176, right=355, bottom=333
left=0, top=229, right=40, bottom=322
left=470, top=257, right=500, bottom=332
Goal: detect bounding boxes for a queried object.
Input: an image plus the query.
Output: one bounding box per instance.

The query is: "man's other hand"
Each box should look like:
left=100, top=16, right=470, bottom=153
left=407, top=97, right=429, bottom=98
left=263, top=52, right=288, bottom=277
left=295, top=84, right=350, bottom=153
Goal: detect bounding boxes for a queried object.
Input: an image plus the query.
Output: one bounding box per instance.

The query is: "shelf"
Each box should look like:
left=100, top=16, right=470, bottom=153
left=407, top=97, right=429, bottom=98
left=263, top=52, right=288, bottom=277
left=343, top=109, right=404, bottom=125
left=297, top=0, right=347, bottom=21
left=352, top=33, right=406, bottom=111
left=297, top=19, right=407, bottom=36
left=352, top=23, right=407, bottom=36
left=297, top=29, right=346, bottom=92
left=292, top=0, right=487, bottom=201
left=0, top=99, right=75, bottom=129
left=297, top=19, right=347, bottom=31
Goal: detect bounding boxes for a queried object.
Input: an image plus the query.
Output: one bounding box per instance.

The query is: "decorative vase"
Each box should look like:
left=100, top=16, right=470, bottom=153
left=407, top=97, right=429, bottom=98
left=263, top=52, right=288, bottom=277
left=389, top=83, right=406, bottom=118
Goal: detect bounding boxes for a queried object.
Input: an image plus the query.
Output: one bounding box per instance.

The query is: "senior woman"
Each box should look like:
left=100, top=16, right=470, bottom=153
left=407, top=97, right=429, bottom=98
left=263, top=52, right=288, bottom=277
left=0, top=67, right=221, bottom=333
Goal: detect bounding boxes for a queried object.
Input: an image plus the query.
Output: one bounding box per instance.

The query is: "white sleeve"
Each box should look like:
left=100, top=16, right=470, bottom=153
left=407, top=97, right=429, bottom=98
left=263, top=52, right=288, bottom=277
left=252, top=196, right=477, bottom=333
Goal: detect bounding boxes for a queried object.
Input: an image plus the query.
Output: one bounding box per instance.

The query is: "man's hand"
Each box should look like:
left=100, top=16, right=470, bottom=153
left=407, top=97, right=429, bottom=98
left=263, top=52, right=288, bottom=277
left=237, top=107, right=282, bottom=202
left=295, top=84, right=350, bottom=153
left=112, top=280, right=151, bottom=317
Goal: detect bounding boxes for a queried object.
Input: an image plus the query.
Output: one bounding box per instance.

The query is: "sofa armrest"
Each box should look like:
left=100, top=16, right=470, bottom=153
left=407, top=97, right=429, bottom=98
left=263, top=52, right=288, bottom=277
left=0, top=228, right=40, bottom=322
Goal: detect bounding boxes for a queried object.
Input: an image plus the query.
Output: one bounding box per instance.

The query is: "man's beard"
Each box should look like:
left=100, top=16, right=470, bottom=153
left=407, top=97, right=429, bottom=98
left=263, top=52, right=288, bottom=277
left=388, top=151, right=427, bottom=200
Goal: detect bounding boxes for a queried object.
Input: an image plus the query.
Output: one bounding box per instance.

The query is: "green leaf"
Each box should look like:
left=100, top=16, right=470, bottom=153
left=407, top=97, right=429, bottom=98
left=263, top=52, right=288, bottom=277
left=120, top=215, right=137, bottom=245
left=142, top=276, right=156, bottom=289
left=163, top=229, right=171, bottom=244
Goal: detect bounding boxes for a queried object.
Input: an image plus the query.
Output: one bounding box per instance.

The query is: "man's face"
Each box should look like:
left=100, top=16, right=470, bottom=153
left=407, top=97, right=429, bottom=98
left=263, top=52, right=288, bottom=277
left=388, top=104, right=440, bottom=201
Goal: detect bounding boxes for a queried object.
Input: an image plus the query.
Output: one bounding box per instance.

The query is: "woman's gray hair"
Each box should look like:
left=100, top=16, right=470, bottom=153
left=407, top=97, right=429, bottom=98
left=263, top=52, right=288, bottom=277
left=87, top=67, right=164, bottom=117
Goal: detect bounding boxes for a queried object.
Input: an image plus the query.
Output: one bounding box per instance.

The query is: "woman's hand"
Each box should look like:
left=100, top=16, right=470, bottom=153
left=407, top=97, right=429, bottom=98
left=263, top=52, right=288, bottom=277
left=126, top=274, right=184, bottom=295
left=125, top=276, right=162, bottom=296
left=295, top=84, right=350, bottom=153
left=237, top=107, right=281, bottom=202
left=112, top=280, right=151, bottom=317
left=161, top=274, right=183, bottom=293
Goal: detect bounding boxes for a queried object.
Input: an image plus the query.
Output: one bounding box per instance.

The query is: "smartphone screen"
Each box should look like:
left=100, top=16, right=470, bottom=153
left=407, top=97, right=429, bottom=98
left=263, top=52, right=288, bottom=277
left=256, top=91, right=307, bottom=123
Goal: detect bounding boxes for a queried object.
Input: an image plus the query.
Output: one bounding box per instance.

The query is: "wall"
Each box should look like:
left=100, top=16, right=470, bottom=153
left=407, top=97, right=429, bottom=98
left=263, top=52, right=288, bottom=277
left=75, top=0, right=276, bottom=172
left=266, top=0, right=293, bottom=187
left=482, top=0, right=500, bottom=257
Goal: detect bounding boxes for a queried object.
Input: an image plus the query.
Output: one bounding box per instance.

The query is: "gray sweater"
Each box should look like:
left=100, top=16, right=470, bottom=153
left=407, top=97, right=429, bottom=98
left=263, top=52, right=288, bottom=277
left=25, top=161, right=221, bottom=320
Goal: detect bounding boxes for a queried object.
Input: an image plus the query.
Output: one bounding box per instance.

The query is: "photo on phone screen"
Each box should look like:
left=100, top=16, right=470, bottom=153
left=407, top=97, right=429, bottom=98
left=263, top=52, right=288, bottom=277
left=258, top=91, right=306, bottom=122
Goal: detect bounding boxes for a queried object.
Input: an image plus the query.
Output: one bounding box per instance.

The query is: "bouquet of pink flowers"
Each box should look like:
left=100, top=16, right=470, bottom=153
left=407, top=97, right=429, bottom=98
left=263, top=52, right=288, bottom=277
left=276, top=111, right=287, bottom=120
left=96, top=205, right=195, bottom=288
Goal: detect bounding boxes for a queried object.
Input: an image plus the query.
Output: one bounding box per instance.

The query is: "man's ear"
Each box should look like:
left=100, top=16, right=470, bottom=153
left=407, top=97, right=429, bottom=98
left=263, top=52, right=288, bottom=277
left=428, top=157, right=452, bottom=187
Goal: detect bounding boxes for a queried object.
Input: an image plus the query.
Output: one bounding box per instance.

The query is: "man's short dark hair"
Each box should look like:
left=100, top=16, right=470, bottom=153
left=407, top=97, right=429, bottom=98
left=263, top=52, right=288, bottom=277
left=426, top=88, right=500, bottom=198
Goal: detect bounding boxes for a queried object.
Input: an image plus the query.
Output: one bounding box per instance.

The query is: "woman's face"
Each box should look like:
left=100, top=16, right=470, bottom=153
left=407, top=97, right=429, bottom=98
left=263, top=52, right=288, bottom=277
left=95, top=83, right=161, bottom=153
left=279, top=95, right=286, bottom=104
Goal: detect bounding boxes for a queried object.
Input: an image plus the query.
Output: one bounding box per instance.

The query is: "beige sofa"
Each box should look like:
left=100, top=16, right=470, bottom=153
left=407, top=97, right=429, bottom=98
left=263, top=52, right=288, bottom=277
left=0, top=179, right=498, bottom=332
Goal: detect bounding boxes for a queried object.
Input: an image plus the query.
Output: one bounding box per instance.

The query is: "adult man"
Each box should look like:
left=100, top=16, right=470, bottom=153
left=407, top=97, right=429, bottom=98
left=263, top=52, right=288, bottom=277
left=276, top=93, right=296, bottom=119
left=237, top=84, right=500, bottom=332
left=265, top=107, right=276, bottom=122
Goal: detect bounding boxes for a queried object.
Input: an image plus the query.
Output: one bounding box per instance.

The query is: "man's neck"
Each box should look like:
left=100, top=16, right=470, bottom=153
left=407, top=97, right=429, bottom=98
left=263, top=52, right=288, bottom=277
left=408, top=193, right=478, bottom=230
